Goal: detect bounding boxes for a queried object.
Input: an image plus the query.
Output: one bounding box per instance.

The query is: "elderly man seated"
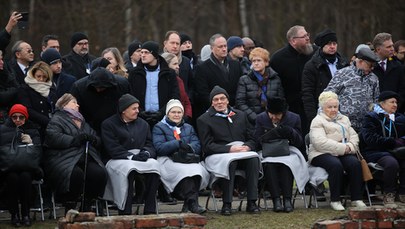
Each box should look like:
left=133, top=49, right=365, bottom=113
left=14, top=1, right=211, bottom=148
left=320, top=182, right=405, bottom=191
left=197, top=86, right=261, bottom=216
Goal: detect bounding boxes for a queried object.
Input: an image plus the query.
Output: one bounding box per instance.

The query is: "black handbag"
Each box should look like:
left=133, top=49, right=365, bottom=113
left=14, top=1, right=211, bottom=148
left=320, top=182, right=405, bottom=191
left=171, top=151, right=200, bottom=163
left=0, top=135, right=42, bottom=172
left=261, top=139, right=290, bottom=157
left=390, top=146, right=405, bottom=160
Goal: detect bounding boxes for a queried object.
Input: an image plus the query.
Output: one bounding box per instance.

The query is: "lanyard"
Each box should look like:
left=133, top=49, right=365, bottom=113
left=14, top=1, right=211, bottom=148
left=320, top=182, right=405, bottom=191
left=382, top=117, right=392, bottom=137
left=334, top=120, right=346, bottom=143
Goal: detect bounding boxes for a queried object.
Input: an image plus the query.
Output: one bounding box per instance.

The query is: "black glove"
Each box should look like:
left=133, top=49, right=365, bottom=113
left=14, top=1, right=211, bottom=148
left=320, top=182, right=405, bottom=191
left=33, top=167, right=44, bottom=180
left=87, top=134, right=98, bottom=146
left=71, top=133, right=88, bottom=147
left=178, top=141, right=192, bottom=154
left=132, top=150, right=150, bottom=162
left=277, top=126, right=293, bottom=139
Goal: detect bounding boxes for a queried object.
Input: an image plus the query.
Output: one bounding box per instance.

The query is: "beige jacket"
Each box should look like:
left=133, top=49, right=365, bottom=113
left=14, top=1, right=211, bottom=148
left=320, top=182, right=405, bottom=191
left=308, top=112, right=359, bottom=162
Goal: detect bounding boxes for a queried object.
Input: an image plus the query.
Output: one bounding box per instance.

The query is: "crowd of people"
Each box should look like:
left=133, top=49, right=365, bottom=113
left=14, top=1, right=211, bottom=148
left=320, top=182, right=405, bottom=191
left=1, top=10, right=405, bottom=227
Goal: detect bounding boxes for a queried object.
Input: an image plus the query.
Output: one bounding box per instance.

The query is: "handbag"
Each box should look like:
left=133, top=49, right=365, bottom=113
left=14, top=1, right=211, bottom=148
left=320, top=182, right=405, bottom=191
left=171, top=151, right=200, bottom=164
left=261, top=139, right=290, bottom=158
left=355, top=151, right=373, bottom=182
left=0, top=134, right=42, bottom=172
left=389, top=146, right=405, bottom=160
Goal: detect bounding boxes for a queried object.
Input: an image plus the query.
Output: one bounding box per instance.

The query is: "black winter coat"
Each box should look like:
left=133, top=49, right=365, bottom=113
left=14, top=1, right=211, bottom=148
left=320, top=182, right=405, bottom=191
left=235, top=67, right=284, bottom=125
left=62, top=51, right=96, bottom=80
left=0, top=67, right=19, bottom=123
left=127, top=56, right=180, bottom=115
left=196, top=106, right=255, bottom=158
left=53, top=72, right=76, bottom=99
left=302, top=50, right=349, bottom=123
left=43, top=109, right=104, bottom=194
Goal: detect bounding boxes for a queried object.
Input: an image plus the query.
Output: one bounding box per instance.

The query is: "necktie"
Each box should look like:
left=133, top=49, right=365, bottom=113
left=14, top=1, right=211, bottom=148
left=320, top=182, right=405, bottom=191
left=380, top=61, right=385, bottom=72
left=24, top=66, right=29, bottom=75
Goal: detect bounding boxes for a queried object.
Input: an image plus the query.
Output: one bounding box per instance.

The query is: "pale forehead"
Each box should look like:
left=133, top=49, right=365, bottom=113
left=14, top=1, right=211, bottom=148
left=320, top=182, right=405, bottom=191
left=168, top=33, right=180, bottom=41
left=295, top=28, right=307, bottom=36
left=214, top=37, right=227, bottom=46
left=20, top=42, right=31, bottom=49
left=213, top=93, right=226, bottom=99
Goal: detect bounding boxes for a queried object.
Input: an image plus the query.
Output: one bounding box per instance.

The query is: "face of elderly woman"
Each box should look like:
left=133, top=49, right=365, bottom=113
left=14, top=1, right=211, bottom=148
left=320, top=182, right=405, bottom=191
left=64, top=99, right=80, bottom=111
left=323, top=98, right=339, bottom=119
left=11, top=112, right=26, bottom=127
left=167, top=106, right=183, bottom=124
left=380, top=98, right=397, bottom=114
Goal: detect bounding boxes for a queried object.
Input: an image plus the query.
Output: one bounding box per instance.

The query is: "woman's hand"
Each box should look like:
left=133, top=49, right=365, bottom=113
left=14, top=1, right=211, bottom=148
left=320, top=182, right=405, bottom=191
left=345, top=145, right=351, bottom=154
left=229, top=145, right=250, bottom=153
left=21, top=134, right=32, bottom=144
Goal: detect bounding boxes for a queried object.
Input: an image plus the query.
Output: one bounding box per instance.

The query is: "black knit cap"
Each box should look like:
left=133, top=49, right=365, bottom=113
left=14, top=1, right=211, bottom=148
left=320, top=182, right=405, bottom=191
left=41, top=48, right=61, bottom=65
left=128, top=41, right=142, bottom=56
left=141, top=41, right=159, bottom=58
left=118, top=94, right=140, bottom=113
left=209, top=85, right=229, bottom=102
left=180, top=33, right=191, bottom=45
left=314, top=29, right=337, bottom=48
left=378, top=91, right=400, bottom=102
left=70, top=32, right=88, bottom=48
left=267, top=97, right=289, bottom=114
left=91, top=57, right=111, bottom=71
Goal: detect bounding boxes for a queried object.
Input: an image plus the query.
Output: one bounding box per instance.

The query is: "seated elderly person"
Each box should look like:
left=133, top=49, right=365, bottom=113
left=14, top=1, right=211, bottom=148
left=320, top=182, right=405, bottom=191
left=254, top=97, right=308, bottom=213
left=361, top=91, right=405, bottom=207
left=101, top=94, right=160, bottom=215
left=197, top=86, right=261, bottom=216
left=308, top=91, right=367, bottom=211
left=152, top=99, right=209, bottom=214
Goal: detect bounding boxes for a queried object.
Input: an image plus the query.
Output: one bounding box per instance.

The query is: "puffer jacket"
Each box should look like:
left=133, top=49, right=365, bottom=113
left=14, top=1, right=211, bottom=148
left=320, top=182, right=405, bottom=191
left=235, top=67, right=284, bottom=125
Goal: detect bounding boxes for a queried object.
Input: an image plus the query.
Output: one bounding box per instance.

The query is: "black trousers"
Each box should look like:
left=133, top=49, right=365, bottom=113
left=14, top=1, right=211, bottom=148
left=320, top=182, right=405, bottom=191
left=121, top=171, right=160, bottom=215
left=220, top=157, right=260, bottom=203
left=5, top=170, right=32, bottom=217
left=172, top=176, right=200, bottom=202
left=263, top=162, right=293, bottom=199
left=64, top=161, right=107, bottom=202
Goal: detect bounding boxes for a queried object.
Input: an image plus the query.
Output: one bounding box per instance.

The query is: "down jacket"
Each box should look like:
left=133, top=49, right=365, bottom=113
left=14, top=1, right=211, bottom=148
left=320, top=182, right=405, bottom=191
left=235, top=67, right=284, bottom=125
left=308, top=112, right=359, bottom=162
left=43, top=109, right=104, bottom=195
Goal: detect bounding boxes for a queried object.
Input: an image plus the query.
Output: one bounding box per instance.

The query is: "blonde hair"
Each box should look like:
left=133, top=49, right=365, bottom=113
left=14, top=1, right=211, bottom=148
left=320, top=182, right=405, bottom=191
left=249, top=47, right=270, bottom=63
left=101, top=47, right=128, bottom=77
left=28, top=61, right=53, bottom=82
left=318, top=91, right=338, bottom=108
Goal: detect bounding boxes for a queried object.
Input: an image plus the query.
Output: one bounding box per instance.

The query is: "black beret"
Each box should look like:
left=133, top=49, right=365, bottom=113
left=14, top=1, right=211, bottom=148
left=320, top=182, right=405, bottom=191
left=378, top=91, right=400, bottom=102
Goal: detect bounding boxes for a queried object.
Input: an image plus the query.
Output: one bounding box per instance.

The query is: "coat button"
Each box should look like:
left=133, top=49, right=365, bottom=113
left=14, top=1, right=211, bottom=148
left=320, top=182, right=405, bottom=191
left=40, top=101, right=43, bottom=104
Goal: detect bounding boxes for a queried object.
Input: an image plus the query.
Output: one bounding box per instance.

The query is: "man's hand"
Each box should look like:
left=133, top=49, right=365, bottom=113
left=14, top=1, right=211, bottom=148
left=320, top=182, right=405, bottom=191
left=6, top=11, right=21, bottom=33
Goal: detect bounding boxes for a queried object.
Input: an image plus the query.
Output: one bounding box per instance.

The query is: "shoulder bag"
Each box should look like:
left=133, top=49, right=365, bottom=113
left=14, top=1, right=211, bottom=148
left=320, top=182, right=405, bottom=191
left=355, top=150, right=373, bottom=182
left=171, top=151, right=200, bottom=164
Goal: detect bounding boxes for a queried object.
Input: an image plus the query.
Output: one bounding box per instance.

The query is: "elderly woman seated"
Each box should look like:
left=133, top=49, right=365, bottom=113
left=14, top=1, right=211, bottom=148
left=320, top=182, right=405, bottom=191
left=361, top=91, right=405, bottom=207
left=152, top=99, right=209, bottom=214
left=254, top=97, right=309, bottom=213
left=308, top=91, right=366, bottom=211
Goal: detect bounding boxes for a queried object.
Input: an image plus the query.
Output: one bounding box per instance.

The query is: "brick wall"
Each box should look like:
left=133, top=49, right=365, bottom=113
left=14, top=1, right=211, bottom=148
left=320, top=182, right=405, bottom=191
left=58, top=212, right=207, bottom=229
left=313, top=207, right=405, bottom=229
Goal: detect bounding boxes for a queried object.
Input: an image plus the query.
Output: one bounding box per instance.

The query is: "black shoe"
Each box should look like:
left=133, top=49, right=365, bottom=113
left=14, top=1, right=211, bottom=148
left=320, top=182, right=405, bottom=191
left=246, top=201, right=261, bottom=214
left=159, top=191, right=176, bottom=204
left=221, top=203, right=232, bottom=216
left=272, top=198, right=283, bottom=212
left=21, top=216, right=31, bottom=227
left=11, top=214, right=21, bottom=227
left=188, top=199, right=207, bottom=214
left=181, top=203, right=189, bottom=213
left=283, top=197, right=293, bottom=213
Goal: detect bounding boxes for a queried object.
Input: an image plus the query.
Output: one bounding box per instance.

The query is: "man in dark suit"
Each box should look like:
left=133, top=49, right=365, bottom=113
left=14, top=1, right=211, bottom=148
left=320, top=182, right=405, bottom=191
left=9, top=40, right=35, bottom=84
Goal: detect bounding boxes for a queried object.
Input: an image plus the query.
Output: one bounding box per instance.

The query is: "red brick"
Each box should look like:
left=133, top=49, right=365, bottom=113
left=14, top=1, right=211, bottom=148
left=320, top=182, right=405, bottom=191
left=182, top=214, right=207, bottom=226
left=312, top=220, right=342, bottom=229
left=166, top=216, right=183, bottom=227
left=349, top=208, right=376, bottom=220
left=360, top=220, right=376, bottom=229
left=341, top=220, right=359, bottom=229
left=135, top=217, right=168, bottom=228
left=394, top=219, right=405, bottom=228
left=377, top=220, right=393, bottom=228
left=72, top=212, right=96, bottom=222
left=375, top=208, right=398, bottom=220
left=396, top=209, right=405, bottom=219
left=58, top=218, right=68, bottom=229
left=66, top=222, right=124, bottom=229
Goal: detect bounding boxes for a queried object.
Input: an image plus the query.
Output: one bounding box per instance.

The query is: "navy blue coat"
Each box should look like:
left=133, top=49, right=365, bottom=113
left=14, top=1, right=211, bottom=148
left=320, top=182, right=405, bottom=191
left=152, top=118, right=201, bottom=157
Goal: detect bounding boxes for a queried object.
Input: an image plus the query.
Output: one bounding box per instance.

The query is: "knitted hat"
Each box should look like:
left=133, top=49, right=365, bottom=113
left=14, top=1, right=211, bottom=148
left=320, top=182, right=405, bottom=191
left=70, top=32, right=88, bottom=48
left=118, top=94, right=140, bottom=113
left=41, top=48, right=61, bottom=65
left=378, top=91, right=400, bottom=102
left=227, top=36, right=243, bottom=51
left=165, top=99, right=184, bottom=115
left=128, top=41, right=142, bottom=57
left=356, top=47, right=380, bottom=63
left=142, top=41, right=159, bottom=58
left=91, top=57, right=111, bottom=71
left=200, top=44, right=211, bottom=62
left=9, top=104, right=29, bottom=119
left=266, top=97, right=288, bottom=114
left=209, top=85, right=229, bottom=102
left=55, top=93, right=75, bottom=109
left=314, top=29, right=337, bottom=48
left=180, top=33, right=191, bottom=45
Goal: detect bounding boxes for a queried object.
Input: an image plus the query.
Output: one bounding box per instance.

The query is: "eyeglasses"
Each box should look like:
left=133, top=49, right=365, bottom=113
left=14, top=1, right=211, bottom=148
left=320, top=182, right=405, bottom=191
left=11, top=115, right=26, bottom=121
left=293, top=33, right=310, bottom=39
left=76, top=42, right=89, bottom=46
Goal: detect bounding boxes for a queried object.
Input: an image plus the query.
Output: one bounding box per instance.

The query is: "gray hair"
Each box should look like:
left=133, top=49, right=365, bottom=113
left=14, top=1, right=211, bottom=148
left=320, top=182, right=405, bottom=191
left=286, top=25, right=305, bottom=41
left=11, top=40, right=25, bottom=56
left=372, top=33, right=392, bottom=49
left=209, top=33, right=224, bottom=47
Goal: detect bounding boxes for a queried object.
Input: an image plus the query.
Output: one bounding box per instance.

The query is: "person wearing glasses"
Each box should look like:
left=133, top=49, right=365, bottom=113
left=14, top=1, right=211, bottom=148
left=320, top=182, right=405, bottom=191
left=270, top=25, right=317, bottom=138
left=394, top=40, right=405, bottom=65
left=324, top=48, right=380, bottom=132
left=9, top=40, right=35, bottom=84
left=0, top=104, right=41, bottom=227
left=18, top=61, right=57, bottom=141
left=62, top=32, right=96, bottom=80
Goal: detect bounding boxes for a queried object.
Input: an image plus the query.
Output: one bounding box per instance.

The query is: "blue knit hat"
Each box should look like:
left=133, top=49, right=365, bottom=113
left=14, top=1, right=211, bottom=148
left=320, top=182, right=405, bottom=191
left=227, top=36, right=243, bottom=51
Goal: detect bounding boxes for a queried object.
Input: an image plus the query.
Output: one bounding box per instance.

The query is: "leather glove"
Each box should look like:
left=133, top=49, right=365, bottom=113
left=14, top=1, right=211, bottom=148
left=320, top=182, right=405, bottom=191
left=71, top=133, right=88, bottom=147
left=178, top=141, right=192, bottom=154
left=87, top=134, right=98, bottom=146
left=277, top=125, right=293, bottom=139
left=132, top=150, right=150, bottom=162
left=21, top=134, right=32, bottom=144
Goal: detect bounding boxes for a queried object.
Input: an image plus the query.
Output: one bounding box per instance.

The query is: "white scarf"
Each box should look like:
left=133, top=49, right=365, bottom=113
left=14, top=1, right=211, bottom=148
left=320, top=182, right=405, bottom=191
left=24, top=76, right=52, bottom=97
